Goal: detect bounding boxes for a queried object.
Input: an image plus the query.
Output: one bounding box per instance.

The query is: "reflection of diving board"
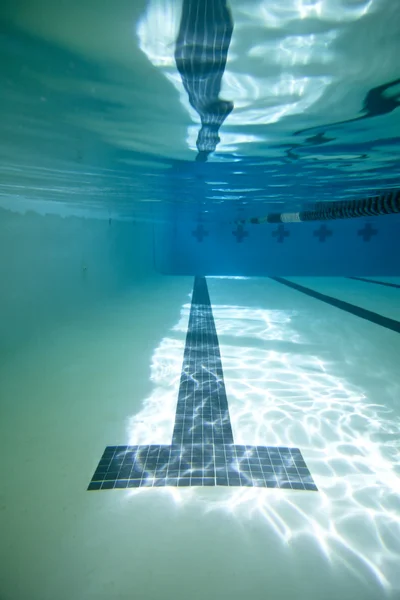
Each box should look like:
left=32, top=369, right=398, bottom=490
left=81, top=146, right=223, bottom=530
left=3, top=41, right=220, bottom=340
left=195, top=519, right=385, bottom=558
left=88, top=278, right=317, bottom=491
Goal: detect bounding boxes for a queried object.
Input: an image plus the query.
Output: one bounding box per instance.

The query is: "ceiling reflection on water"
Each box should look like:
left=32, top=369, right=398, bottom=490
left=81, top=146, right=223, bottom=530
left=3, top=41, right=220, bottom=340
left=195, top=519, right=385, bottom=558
left=0, top=0, right=399, bottom=218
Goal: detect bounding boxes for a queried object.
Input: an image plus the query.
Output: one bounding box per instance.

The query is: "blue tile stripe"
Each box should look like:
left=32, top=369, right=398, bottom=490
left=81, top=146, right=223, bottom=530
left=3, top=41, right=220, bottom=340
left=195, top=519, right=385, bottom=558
left=271, top=277, right=400, bottom=334
left=172, top=277, right=233, bottom=445
left=88, top=277, right=317, bottom=492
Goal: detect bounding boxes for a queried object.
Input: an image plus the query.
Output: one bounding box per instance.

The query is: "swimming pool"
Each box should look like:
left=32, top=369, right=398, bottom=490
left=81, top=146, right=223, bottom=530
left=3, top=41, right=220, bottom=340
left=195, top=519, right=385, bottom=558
left=0, top=1, right=399, bottom=599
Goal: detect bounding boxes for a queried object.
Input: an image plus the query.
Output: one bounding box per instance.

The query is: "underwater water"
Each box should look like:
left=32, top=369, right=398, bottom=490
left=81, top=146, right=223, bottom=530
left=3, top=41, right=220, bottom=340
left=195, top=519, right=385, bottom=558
left=0, top=1, right=399, bottom=599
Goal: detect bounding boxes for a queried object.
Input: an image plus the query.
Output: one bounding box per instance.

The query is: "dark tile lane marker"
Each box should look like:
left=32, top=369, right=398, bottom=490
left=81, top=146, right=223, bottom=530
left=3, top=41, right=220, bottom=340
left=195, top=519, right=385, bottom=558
left=271, top=277, right=400, bottom=335
left=88, top=277, right=317, bottom=491
left=348, top=276, right=400, bottom=290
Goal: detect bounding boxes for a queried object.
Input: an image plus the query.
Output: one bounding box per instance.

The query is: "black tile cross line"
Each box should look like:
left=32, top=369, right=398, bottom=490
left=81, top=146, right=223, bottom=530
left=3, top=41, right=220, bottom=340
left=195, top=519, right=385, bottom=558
left=88, top=278, right=317, bottom=491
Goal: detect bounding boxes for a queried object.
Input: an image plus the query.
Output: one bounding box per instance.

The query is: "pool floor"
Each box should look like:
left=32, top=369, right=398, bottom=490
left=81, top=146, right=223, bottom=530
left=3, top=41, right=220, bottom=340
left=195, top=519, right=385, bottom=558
left=0, top=276, right=399, bottom=600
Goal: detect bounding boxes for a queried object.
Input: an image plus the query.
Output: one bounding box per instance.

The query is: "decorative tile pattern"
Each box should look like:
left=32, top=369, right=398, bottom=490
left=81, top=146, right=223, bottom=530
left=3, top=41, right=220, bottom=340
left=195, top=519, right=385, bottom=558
left=232, top=224, right=249, bottom=242
left=192, top=224, right=209, bottom=242
left=314, top=225, right=333, bottom=242
left=272, top=225, right=290, bottom=243
left=358, top=223, right=378, bottom=242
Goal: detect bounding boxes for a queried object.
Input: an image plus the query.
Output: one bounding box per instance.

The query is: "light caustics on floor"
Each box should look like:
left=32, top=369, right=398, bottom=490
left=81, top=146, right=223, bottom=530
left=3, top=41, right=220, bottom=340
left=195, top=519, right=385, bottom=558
left=137, top=0, right=383, bottom=153
left=126, top=286, right=400, bottom=592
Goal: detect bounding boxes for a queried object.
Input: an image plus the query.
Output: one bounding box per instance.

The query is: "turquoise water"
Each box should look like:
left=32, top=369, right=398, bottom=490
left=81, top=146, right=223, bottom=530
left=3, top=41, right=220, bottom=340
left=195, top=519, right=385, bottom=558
left=0, top=2, right=400, bottom=600
left=1, top=0, right=399, bottom=222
